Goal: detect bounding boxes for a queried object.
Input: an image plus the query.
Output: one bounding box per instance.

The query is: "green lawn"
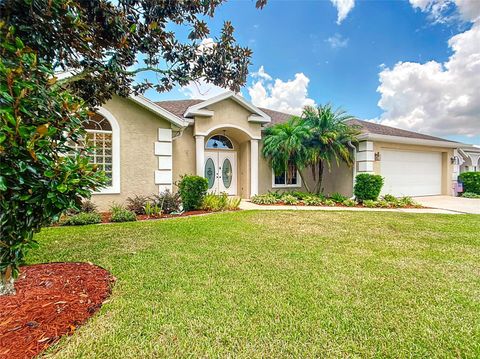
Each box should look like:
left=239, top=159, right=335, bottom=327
left=31, top=211, right=480, bottom=358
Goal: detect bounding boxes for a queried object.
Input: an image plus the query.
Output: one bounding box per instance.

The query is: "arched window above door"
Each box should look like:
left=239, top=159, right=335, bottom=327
left=205, top=135, right=234, bottom=150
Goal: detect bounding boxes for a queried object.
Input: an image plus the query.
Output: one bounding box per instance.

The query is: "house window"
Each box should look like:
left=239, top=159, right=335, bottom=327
left=71, top=109, right=120, bottom=194
left=84, top=114, right=114, bottom=186
left=272, top=162, right=301, bottom=188
left=205, top=135, right=234, bottom=150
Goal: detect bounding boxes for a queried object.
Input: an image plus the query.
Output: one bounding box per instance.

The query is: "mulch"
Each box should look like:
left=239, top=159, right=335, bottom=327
left=0, top=262, right=115, bottom=359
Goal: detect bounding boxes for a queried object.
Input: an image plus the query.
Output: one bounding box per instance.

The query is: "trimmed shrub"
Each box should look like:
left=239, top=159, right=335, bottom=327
left=281, top=194, right=299, bottom=205
left=354, top=174, right=384, bottom=202
left=251, top=194, right=278, bottom=205
left=61, top=212, right=102, bottom=226
left=330, top=192, right=347, bottom=203
left=178, top=175, right=209, bottom=211
left=227, top=197, right=241, bottom=210
left=152, top=190, right=181, bottom=214
left=462, top=192, right=480, bottom=199
left=126, top=195, right=149, bottom=215
left=110, top=203, right=137, bottom=222
left=458, top=172, right=480, bottom=195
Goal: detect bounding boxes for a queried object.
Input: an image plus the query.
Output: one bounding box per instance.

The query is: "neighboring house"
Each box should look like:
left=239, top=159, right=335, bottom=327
left=458, top=146, right=480, bottom=173
left=86, top=91, right=472, bottom=210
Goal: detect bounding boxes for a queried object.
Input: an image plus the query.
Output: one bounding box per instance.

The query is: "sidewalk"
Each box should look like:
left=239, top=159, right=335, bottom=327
left=240, top=200, right=460, bottom=214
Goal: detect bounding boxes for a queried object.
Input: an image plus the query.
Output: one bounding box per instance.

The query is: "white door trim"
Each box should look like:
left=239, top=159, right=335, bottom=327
left=204, top=150, right=237, bottom=195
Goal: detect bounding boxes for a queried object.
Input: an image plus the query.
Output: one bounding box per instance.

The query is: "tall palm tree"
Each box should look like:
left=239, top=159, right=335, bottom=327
left=303, top=104, right=359, bottom=193
left=262, top=117, right=313, bottom=192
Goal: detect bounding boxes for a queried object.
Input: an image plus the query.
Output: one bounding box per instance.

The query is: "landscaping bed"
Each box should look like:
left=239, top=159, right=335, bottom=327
left=250, top=191, right=423, bottom=209
left=0, top=263, right=114, bottom=359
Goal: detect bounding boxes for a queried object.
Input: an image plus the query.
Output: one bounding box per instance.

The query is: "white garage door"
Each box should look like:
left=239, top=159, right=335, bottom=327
left=380, top=149, right=442, bottom=197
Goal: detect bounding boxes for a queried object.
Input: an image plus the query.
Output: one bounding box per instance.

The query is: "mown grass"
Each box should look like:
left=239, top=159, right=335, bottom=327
left=30, top=211, right=480, bottom=358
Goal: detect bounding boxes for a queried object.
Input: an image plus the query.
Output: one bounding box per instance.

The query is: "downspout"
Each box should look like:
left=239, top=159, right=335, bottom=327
left=347, top=141, right=357, bottom=199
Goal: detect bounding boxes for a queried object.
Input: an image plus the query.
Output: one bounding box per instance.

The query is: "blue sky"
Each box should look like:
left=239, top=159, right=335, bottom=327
left=142, top=0, right=480, bottom=144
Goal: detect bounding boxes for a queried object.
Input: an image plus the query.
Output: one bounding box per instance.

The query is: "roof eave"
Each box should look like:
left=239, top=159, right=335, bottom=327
left=358, top=133, right=465, bottom=148
left=129, top=95, right=187, bottom=128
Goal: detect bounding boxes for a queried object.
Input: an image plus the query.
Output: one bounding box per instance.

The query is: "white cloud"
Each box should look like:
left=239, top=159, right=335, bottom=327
left=330, top=0, right=355, bottom=24
left=376, top=21, right=480, bottom=137
left=326, top=33, right=349, bottom=48
left=409, top=0, right=480, bottom=23
left=247, top=67, right=315, bottom=115
left=251, top=65, right=272, bottom=81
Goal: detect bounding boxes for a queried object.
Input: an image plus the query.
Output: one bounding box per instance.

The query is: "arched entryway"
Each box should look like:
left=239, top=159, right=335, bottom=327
left=195, top=126, right=260, bottom=198
left=204, top=134, right=236, bottom=195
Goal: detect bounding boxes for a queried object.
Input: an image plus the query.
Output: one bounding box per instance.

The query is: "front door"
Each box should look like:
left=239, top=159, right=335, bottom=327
left=204, top=151, right=236, bottom=195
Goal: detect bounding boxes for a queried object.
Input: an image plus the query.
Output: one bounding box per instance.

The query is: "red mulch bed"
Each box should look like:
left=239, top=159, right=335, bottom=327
left=0, top=263, right=115, bottom=359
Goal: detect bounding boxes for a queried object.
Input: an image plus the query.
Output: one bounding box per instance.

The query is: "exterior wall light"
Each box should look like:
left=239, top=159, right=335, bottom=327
left=450, top=156, right=460, bottom=165
left=374, top=152, right=381, bottom=161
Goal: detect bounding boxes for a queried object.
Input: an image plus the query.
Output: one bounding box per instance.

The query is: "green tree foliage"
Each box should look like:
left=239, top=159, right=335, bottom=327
left=262, top=105, right=359, bottom=194
left=0, top=26, right=105, bottom=295
left=1, top=0, right=266, bottom=106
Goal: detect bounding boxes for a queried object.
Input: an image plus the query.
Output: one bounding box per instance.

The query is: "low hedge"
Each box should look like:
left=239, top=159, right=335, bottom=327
left=61, top=212, right=102, bottom=226
left=459, top=172, right=480, bottom=195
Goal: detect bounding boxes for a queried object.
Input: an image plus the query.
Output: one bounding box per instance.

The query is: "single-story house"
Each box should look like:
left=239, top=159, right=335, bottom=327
left=86, top=91, right=472, bottom=210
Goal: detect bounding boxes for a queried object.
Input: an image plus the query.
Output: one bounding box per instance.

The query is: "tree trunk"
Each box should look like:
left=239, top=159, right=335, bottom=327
left=0, top=265, right=16, bottom=296
left=298, top=169, right=311, bottom=193
left=315, top=161, right=324, bottom=194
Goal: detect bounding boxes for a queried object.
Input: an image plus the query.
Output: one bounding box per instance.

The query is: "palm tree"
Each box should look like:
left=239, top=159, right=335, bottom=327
left=262, top=117, right=313, bottom=192
left=303, top=104, right=359, bottom=194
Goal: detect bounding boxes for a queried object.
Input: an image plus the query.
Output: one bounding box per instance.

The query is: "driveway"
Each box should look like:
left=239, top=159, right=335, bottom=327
left=415, top=196, right=480, bottom=214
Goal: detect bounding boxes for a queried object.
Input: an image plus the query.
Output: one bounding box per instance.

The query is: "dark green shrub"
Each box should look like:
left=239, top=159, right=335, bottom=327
left=177, top=175, right=209, bottom=211
left=126, top=195, right=149, bottom=215
left=61, top=212, right=102, bottom=226
left=330, top=192, right=347, bottom=203
left=354, top=174, right=384, bottom=202
left=459, top=172, right=480, bottom=195
left=110, top=203, right=137, bottom=222
left=290, top=191, right=311, bottom=200
left=152, top=190, right=181, bottom=214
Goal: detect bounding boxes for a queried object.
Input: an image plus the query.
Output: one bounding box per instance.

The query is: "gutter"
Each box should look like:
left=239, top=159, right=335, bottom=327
left=357, top=133, right=469, bottom=149
left=347, top=141, right=357, bottom=199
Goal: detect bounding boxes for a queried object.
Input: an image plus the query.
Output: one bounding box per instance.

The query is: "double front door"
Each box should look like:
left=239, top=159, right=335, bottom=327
left=204, top=151, right=236, bottom=195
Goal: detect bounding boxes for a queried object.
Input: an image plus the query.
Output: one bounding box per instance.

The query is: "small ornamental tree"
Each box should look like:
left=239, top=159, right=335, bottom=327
left=1, top=0, right=267, bottom=295
left=0, top=27, right=105, bottom=295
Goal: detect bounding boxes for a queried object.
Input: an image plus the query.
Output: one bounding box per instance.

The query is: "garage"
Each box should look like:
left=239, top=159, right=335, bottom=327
left=380, top=149, right=443, bottom=197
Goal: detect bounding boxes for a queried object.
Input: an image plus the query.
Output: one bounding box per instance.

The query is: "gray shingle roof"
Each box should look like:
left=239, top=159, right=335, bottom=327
left=155, top=99, right=454, bottom=143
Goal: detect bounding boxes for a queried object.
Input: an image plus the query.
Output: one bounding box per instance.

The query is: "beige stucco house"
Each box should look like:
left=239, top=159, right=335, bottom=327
left=86, top=91, right=470, bottom=210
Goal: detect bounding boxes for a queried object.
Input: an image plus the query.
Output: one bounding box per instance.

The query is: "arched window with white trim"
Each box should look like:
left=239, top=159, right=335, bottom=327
left=205, top=134, right=234, bottom=150
left=72, top=108, right=120, bottom=194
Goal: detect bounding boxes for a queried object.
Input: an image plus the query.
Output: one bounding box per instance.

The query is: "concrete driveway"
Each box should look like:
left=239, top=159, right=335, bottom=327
left=415, top=196, right=480, bottom=214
